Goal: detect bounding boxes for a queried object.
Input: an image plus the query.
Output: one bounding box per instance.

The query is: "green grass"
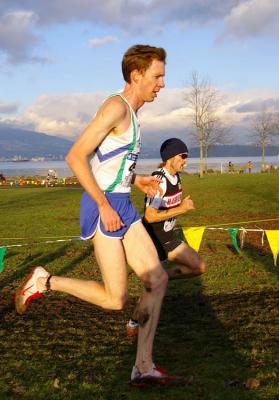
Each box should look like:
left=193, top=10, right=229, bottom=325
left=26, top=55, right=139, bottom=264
left=0, top=174, right=278, bottom=399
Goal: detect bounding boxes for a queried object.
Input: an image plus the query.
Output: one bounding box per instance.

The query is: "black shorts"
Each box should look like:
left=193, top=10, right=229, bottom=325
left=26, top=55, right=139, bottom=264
left=143, top=219, right=182, bottom=261
left=156, top=238, right=183, bottom=262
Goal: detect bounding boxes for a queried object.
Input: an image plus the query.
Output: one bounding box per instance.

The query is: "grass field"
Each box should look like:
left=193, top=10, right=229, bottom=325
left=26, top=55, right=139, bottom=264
left=0, top=173, right=278, bottom=399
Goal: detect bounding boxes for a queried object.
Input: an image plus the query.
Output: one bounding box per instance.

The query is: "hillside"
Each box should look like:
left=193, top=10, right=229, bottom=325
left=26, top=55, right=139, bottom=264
left=0, top=125, right=278, bottom=159
left=0, top=126, right=73, bottom=159
left=141, top=143, right=279, bottom=158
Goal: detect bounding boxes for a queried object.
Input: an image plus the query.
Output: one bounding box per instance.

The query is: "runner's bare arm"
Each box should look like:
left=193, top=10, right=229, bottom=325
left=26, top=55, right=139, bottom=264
left=144, top=195, right=195, bottom=223
left=133, top=175, right=162, bottom=198
left=66, top=98, right=127, bottom=231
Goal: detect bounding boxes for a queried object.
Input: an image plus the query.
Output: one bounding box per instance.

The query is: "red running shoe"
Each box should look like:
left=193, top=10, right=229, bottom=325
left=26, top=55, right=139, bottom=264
left=130, top=364, right=189, bottom=387
left=15, top=266, right=50, bottom=314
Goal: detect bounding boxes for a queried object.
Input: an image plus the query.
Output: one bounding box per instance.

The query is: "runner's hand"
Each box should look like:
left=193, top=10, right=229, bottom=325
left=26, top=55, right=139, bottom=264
left=134, top=175, right=163, bottom=198
left=99, top=202, right=125, bottom=232
left=180, top=195, right=195, bottom=213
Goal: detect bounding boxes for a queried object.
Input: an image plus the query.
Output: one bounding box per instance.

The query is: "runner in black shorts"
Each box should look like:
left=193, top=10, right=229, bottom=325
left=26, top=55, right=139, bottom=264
left=127, top=138, right=206, bottom=336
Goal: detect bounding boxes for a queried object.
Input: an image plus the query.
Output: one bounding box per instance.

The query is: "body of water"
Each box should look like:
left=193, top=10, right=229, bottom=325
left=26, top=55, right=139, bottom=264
left=0, top=156, right=279, bottom=177
left=0, top=160, right=72, bottom=178
left=136, top=156, right=279, bottom=175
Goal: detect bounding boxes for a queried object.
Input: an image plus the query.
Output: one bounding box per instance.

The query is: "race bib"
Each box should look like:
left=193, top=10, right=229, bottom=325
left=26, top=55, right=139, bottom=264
left=163, top=217, right=176, bottom=232
left=122, top=152, right=138, bottom=187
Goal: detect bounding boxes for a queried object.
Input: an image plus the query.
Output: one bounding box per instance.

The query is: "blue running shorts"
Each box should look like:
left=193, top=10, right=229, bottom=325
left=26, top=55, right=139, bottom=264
left=80, top=192, right=141, bottom=240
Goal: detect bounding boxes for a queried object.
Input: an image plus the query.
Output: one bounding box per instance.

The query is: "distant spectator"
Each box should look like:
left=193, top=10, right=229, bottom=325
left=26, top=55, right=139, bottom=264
left=0, top=173, right=6, bottom=183
left=46, top=169, right=58, bottom=187
left=246, top=161, right=253, bottom=174
left=46, top=173, right=51, bottom=187
left=228, top=161, right=234, bottom=173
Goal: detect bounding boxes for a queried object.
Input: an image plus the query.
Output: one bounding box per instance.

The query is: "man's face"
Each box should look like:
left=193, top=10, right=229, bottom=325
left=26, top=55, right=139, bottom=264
left=170, top=153, right=188, bottom=173
left=138, top=59, right=165, bottom=102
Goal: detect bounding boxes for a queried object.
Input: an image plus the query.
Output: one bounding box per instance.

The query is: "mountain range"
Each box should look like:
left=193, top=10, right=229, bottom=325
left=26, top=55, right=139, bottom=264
left=0, top=126, right=73, bottom=159
left=0, top=126, right=278, bottom=159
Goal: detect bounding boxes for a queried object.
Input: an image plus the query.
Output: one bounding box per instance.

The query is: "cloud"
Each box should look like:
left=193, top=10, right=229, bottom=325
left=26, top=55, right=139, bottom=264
left=2, top=1, right=279, bottom=41
left=141, top=87, right=279, bottom=141
left=149, top=0, right=239, bottom=25
left=1, top=1, right=278, bottom=65
left=88, top=35, right=118, bottom=47
left=230, top=98, right=279, bottom=113
left=0, top=10, right=48, bottom=64
left=5, top=89, right=189, bottom=139
left=1, top=87, right=278, bottom=144
left=20, top=92, right=109, bottom=138
left=0, top=1, right=145, bottom=64
left=220, top=0, right=279, bottom=40
left=0, top=100, right=19, bottom=114
left=139, top=88, right=188, bottom=133
left=1, top=1, right=266, bottom=38
left=2, top=1, right=239, bottom=26
left=0, top=1, right=146, bottom=28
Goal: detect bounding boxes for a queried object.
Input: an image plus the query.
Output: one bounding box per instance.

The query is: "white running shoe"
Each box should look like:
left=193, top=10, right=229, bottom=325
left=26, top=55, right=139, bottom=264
left=130, top=364, right=188, bottom=387
left=15, top=266, right=50, bottom=314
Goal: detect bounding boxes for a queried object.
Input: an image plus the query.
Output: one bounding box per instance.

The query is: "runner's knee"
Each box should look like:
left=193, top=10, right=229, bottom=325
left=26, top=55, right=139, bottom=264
left=107, top=293, right=128, bottom=310
left=192, top=260, right=206, bottom=276
left=198, top=261, right=206, bottom=275
left=143, top=269, right=168, bottom=292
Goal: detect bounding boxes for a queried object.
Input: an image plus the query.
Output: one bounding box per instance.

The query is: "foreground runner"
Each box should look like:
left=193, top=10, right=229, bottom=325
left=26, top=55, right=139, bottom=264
left=15, top=45, right=187, bottom=387
left=127, top=138, right=206, bottom=337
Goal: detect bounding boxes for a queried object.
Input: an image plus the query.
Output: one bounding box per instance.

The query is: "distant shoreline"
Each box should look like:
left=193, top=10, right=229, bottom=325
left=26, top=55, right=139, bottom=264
left=1, top=155, right=279, bottom=177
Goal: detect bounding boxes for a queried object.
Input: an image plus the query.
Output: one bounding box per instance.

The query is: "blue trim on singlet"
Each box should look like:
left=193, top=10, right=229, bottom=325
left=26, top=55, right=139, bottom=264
left=95, top=143, right=131, bottom=162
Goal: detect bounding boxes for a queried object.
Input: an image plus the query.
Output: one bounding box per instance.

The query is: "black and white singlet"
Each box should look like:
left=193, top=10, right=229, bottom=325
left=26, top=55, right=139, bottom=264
left=143, top=167, right=183, bottom=252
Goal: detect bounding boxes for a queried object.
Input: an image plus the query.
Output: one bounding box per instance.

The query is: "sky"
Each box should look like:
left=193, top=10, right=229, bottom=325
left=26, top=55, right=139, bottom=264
left=0, top=0, right=279, bottom=147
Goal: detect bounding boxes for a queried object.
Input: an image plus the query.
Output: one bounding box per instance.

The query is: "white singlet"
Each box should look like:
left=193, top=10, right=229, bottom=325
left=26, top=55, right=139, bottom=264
left=89, top=93, right=141, bottom=193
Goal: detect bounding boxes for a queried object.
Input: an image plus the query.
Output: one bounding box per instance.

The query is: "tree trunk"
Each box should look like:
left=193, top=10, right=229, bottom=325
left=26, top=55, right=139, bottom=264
left=204, top=144, right=208, bottom=174
left=261, top=143, right=265, bottom=172
left=199, top=126, right=203, bottom=178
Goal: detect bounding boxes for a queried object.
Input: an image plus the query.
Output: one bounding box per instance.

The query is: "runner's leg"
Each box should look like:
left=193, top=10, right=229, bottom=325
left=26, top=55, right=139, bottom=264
left=37, top=229, right=128, bottom=310
left=129, top=241, right=205, bottom=324
left=167, top=241, right=205, bottom=279
left=123, top=222, right=168, bottom=373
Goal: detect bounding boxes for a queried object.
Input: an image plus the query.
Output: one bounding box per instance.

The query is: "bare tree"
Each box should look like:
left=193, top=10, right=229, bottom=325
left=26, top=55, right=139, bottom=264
left=185, top=71, right=221, bottom=177
left=203, top=116, right=230, bottom=172
left=253, top=109, right=276, bottom=171
left=272, top=112, right=279, bottom=137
